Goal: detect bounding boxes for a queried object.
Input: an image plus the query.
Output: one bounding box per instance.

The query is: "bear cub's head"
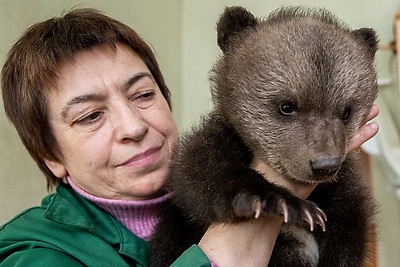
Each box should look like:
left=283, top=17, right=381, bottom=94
left=211, top=6, right=378, bottom=184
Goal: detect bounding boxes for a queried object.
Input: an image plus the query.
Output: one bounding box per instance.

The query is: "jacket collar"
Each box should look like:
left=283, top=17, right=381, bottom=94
left=43, top=184, right=150, bottom=266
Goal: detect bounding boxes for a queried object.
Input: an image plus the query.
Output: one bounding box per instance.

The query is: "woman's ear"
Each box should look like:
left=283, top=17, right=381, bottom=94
left=44, top=159, right=68, bottom=178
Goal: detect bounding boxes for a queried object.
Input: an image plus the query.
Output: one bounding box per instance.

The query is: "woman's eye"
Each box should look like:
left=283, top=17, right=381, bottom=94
left=130, top=91, right=156, bottom=108
left=279, top=102, right=296, bottom=116
left=136, top=92, right=154, bottom=101
left=76, top=111, right=102, bottom=124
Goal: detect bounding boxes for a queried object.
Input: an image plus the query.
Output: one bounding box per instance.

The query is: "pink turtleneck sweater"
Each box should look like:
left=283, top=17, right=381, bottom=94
left=67, top=177, right=170, bottom=241
left=67, top=177, right=218, bottom=266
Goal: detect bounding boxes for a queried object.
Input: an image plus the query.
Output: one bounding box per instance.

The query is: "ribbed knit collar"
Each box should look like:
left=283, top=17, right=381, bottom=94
left=67, top=177, right=171, bottom=241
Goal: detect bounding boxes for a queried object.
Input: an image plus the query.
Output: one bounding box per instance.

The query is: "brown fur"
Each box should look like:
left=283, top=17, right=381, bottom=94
left=151, top=6, right=378, bottom=266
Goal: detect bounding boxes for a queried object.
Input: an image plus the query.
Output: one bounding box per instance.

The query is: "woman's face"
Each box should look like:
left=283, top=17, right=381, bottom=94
left=45, top=43, right=178, bottom=200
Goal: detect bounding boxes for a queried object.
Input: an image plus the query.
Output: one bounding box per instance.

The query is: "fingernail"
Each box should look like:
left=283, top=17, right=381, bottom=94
left=369, top=122, right=379, bottom=129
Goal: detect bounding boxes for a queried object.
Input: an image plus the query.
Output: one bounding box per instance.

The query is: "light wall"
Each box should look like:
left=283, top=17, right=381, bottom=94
left=1, top=1, right=400, bottom=266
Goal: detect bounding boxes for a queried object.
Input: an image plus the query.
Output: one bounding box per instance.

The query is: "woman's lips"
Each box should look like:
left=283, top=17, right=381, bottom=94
left=119, top=146, right=162, bottom=168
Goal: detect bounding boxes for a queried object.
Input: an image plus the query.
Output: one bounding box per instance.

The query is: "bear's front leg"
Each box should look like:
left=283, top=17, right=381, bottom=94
left=171, top=114, right=326, bottom=231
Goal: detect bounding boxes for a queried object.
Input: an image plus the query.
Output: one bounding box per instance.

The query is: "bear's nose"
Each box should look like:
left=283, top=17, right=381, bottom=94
left=311, top=157, right=341, bottom=177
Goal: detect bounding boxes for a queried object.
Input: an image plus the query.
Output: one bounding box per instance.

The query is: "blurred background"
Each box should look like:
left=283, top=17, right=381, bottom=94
left=1, top=1, right=399, bottom=266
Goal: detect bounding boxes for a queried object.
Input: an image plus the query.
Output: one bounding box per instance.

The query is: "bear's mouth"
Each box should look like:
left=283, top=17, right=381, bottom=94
left=311, top=168, right=340, bottom=182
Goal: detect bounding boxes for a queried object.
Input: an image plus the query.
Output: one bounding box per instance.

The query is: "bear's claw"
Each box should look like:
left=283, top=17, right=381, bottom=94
left=315, top=207, right=327, bottom=232
left=302, top=208, right=314, bottom=231
left=278, top=199, right=289, bottom=223
left=252, top=197, right=263, bottom=218
left=233, top=191, right=327, bottom=232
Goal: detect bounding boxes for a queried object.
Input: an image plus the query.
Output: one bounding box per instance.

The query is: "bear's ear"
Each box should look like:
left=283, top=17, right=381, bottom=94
left=352, top=28, right=379, bottom=56
left=217, top=6, right=259, bottom=52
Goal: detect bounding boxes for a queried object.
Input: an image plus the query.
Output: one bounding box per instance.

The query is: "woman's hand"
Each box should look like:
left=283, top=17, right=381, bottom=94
left=346, top=104, right=379, bottom=153
left=251, top=158, right=317, bottom=199
left=199, top=216, right=283, bottom=267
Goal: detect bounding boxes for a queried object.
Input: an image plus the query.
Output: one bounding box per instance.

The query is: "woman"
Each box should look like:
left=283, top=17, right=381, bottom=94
left=0, top=8, right=379, bottom=266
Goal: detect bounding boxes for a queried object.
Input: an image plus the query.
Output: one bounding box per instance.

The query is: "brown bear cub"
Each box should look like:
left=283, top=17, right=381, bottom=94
left=150, top=6, right=378, bottom=267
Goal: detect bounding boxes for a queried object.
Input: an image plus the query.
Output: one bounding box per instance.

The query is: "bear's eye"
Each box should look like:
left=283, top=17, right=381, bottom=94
left=341, top=107, right=351, bottom=121
left=279, top=102, right=296, bottom=116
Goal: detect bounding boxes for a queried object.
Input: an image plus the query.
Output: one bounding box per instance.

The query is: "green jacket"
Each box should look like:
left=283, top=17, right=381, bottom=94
left=0, top=184, right=210, bottom=266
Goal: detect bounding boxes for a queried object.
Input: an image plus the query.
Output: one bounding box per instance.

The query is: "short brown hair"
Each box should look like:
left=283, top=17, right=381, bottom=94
left=1, top=8, right=171, bottom=189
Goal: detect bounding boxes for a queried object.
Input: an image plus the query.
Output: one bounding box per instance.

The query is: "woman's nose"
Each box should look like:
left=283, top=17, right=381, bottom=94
left=113, top=103, right=149, bottom=142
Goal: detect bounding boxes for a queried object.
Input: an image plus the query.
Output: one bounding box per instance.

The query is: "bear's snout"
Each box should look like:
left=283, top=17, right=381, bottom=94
left=311, top=157, right=341, bottom=180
